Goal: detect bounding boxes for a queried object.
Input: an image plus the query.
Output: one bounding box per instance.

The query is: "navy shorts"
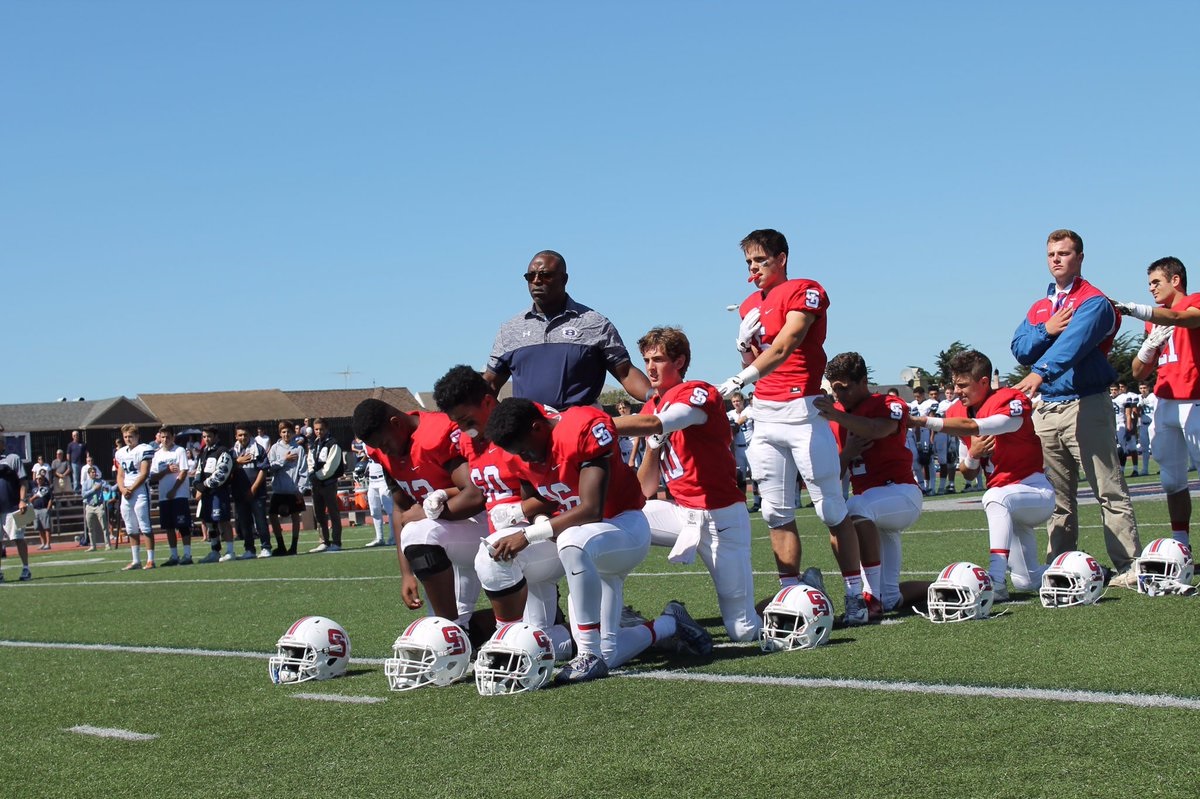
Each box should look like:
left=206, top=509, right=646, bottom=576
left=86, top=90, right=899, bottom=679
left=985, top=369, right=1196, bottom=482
left=158, top=496, right=193, bottom=533
left=199, top=489, right=233, bottom=523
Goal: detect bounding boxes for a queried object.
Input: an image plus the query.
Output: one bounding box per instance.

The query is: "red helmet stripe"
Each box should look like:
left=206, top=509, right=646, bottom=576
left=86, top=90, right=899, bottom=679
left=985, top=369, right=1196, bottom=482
left=286, top=616, right=311, bottom=636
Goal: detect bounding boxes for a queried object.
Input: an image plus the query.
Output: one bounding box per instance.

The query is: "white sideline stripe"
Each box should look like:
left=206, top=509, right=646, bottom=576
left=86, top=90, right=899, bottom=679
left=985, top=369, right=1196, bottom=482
left=6, top=570, right=949, bottom=587
left=66, top=725, right=159, bottom=741
left=622, top=670, right=1200, bottom=710
left=28, top=558, right=107, bottom=567
left=292, top=693, right=385, bottom=704
left=11, top=639, right=1200, bottom=711
left=0, top=640, right=386, bottom=666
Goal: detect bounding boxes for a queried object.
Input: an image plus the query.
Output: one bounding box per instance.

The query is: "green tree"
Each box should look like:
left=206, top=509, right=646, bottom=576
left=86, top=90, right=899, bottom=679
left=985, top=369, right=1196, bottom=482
left=1107, top=331, right=1143, bottom=387
left=931, top=341, right=973, bottom=386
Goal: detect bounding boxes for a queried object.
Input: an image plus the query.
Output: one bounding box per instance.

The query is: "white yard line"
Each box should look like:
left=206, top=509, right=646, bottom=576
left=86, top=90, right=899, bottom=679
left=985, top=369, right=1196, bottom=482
left=8, top=639, right=1199, bottom=711
left=619, top=670, right=1200, bottom=710
left=66, top=725, right=159, bottom=741
left=291, top=693, right=386, bottom=704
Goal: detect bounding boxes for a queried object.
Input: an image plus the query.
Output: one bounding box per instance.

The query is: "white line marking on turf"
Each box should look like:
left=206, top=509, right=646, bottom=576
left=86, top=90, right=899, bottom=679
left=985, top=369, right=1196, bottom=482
left=31, top=558, right=108, bottom=566
left=66, top=725, right=158, bottom=741
left=10, top=639, right=1200, bottom=711
left=0, top=639, right=388, bottom=666
left=621, top=670, right=1200, bottom=710
left=292, top=693, right=385, bottom=704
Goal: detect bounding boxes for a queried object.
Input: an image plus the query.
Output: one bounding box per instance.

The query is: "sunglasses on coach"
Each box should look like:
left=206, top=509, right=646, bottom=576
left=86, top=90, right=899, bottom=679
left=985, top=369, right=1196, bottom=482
left=523, top=270, right=561, bottom=283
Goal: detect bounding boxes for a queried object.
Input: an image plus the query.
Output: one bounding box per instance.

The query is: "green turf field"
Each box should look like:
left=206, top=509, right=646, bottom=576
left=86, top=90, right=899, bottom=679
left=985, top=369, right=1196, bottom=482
left=2, top=489, right=1197, bottom=799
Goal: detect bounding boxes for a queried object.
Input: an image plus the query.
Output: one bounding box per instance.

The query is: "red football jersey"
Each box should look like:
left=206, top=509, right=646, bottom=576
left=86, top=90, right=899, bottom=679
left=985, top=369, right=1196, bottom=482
left=1152, top=293, right=1200, bottom=400
left=948, top=387, right=1042, bottom=488
left=642, top=380, right=745, bottom=510
left=457, top=433, right=540, bottom=531
left=830, top=394, right=915, bottom=494
left=529, top=406, right=645, bottom=518
left=739, top=278, right=829, bottom=401
left=365, top=411, right=461, bottom=503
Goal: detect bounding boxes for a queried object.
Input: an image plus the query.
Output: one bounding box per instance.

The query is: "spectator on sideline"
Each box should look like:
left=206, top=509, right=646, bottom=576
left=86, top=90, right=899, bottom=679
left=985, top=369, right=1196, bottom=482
left=307, top=418, right=344, bottom=553
left=51, top=449, right=71, bottom=492
left=67, top=430, right=89, bottom=492
left=30, top=472, right=54, bottom=550
left=232, top=424, right=271, bottom=559
left=268, top=421, right=305, bottom=556
left=80, top=464, right=109, bottom=551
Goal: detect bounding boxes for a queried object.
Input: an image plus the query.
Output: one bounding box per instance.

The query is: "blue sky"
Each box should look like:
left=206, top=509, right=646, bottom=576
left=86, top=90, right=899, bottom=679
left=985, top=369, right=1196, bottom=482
left=5, top=2, right=1198, bottom=404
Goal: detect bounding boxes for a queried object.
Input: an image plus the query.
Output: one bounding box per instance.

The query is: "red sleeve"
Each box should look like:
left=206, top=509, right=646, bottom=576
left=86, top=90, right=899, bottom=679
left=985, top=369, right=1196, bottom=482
left=780, top=279, right=829, bottom=319
left=576, top=408, right=617, bottom=461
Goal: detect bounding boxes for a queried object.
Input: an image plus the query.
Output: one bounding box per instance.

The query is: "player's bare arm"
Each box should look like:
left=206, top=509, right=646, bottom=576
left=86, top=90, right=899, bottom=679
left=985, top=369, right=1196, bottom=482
left=813, top=396, right=901, bottom=441
left=612, top=360, right=653, bottom=404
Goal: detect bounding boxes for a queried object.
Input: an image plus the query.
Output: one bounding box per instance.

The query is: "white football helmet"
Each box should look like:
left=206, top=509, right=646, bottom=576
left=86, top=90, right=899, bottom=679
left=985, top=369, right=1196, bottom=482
left=1040, top=550, right=1105, bottom=608
left=925, top=562, right=994, bottom=623
left=268, top=616, right=351, bottom=684
left=1134, top=538, right=1195, bottom=597
left=760, top=584, right=834, bottom=651
left=384, top=617, right=472, bottom=691
left=474, top=622, right=556, bottom=696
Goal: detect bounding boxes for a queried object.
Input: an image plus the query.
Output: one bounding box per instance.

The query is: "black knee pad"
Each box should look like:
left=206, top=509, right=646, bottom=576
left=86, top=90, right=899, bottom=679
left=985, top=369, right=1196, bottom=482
left=483, top=577, right=527, bottom=600
left=404, top=544, right=452, bottom=580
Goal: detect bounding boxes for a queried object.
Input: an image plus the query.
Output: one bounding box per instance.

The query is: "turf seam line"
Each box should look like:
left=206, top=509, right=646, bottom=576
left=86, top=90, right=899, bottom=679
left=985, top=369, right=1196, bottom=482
left=66, top=725, right=159, bottom=741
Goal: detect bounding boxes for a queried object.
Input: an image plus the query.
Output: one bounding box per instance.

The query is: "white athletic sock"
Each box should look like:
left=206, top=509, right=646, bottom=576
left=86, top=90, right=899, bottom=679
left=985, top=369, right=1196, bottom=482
left=989, top=550, right=1009, bottom=587
left=129, top=544, right=141, bottom=564
left=183, top=545, right=192, bottom=559
left=145, top=550, right=154, bottom=563
left=169, top=546, right=178, bottom=558
left=779, top=574, right=800, bottom=588
left=862, top=563, right=882, bottom=598
left=843, top=573, right=863, bottom=598
left=1172, top=530, right=1190, bottom=547
left=224, top=541, right=234, bottom=555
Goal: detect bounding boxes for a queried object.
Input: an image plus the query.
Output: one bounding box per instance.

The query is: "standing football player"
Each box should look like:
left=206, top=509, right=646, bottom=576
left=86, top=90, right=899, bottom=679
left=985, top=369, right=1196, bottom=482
left=912, top=350, right=1051, bottom=600
left=718, top=228, right=871, bottom=625
left=114, top=424, right=155, bottom=571
left=614, top=327, right=761, bottom=642
left=1135, top=381, right=1157, bottom=476
left=1117, top=256, right=1200, bottom=547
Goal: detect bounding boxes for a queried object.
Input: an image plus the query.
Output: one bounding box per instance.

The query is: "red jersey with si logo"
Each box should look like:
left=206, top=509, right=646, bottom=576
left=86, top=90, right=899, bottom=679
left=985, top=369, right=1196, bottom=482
left=365, top=411, right=461, bottom=503
left=1150, top=293, right=1200, bottom=399
left=739, top=278, right=829, bottom=401
left=641, top=380, right=744, bottom=510
left=829, top=394, right=915, bottom=494
left=531, top=406, right=645, bottom=518
left=947, top=387, right=1042, bottom=488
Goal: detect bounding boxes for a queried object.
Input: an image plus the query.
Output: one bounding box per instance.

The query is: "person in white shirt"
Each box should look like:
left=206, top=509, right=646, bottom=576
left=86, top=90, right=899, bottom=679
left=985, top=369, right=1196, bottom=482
left=149, top=427, right=193, bottom=565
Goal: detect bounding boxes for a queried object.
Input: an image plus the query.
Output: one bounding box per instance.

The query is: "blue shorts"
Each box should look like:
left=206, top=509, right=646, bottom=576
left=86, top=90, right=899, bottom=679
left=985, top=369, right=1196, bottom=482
left=158, top=496, right=193, bottom=533
left=199, top=489, right=232, bottom=524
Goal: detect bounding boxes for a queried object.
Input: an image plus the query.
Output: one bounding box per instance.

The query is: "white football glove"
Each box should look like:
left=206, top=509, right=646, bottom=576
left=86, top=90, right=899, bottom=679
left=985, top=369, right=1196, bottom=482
left=718, top=375, right=746, bottom=399
left=422, top=489, right=449, bottom=520
left=735, top=307, right=762, bottom=353
left=1137, top=324, right=1175, bottom=364
left=646, top=433, right=666, bottom=450
left=1112, top=301, right=1155, bottom=321
left=488, top=502, right=527, bottom=530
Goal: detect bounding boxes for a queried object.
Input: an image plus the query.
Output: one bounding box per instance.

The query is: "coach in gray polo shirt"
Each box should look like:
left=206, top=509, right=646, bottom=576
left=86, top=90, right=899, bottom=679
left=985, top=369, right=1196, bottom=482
left=485, top=250, right=652, bottom=409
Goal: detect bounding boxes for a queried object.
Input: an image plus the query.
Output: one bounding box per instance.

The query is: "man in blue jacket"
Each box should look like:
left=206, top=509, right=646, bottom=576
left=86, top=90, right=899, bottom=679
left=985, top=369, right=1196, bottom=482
left=1011, top=229, right=1140, bottom=586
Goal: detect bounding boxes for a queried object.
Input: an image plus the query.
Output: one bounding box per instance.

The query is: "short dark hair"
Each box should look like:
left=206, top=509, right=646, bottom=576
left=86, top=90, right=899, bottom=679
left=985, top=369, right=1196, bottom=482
left=532, top=250, right=567, bottom=273
left=484, top=398, right=541, bottom=450
left=740, top=229, right=789, bottom=258
left=278, top=420, right=293, bottom=432
left=434, top=365, right=493, bottom=413
left=1148, top=256, right=1187, bottom=293
left=202, top=425, right=220, bottom=438
left=352, top=400, right=394, bottom=441
left=1047, top=229, right=1084, bottom=254
left=637, top=326, right=691, bottom=375
left=825, top=351, right=868, bottom=384
left=913, top=386, right=926, bottom=394
left=948, top=350, right=993, bottom=382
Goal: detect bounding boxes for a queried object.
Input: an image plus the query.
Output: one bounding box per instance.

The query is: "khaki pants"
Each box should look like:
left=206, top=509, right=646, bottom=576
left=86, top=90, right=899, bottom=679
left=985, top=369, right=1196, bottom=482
left=1034, top=391, right=1141, bottom=570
